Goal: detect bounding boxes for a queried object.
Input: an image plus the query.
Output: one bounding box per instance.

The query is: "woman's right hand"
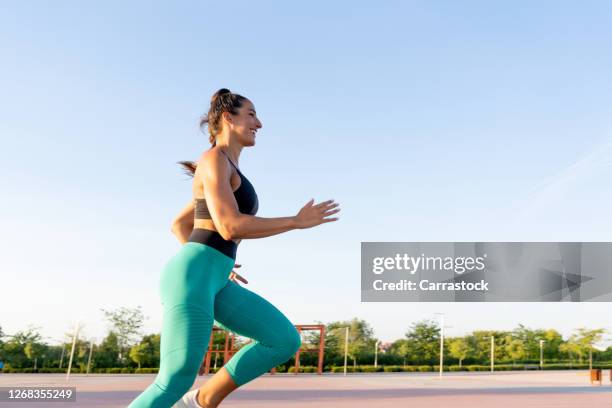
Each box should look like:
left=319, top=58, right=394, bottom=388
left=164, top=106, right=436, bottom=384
left=294, top=199, right=340, bottom=229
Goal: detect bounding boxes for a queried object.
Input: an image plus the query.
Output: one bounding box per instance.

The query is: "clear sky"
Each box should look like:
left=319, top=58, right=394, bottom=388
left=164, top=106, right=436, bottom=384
left=2, top=1, right=612, bottom=347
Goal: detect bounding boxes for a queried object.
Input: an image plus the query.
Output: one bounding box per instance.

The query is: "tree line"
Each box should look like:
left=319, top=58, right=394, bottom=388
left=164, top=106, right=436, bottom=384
left=1, top=307, right=610, bottom=372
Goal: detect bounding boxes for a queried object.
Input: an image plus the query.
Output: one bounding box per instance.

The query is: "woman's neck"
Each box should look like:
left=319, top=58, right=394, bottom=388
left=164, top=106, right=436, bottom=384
left=217, top=143, right=242, bottom=165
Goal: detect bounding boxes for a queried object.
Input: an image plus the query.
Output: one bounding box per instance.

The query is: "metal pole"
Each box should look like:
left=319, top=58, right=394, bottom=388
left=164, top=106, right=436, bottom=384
left=86, top=340, right=94, bottom=375
left=214, top=344, right=219, bottom=369
left=490, top=336, right=494, bottom=373
left=374, top=340, right=379, bottom=368
left=539, top=340, right=544, bottom=370
left=439, top=315, right=444, bottom=378
left=59, top=345, right=65, bottom=369
left=66, top=323, right=81, bottom=381
left=434, top=313, right=445, bottom=378
left=343, top=327, right=349, bottom=376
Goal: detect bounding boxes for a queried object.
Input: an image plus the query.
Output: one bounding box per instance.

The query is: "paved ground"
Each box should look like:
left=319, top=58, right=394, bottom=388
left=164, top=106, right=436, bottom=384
left=1, top=370, right=611, bottom=407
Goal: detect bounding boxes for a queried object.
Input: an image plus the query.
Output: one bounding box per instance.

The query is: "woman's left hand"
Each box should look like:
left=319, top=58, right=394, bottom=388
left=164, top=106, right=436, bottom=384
left=229, top=263, right=249, bottom=285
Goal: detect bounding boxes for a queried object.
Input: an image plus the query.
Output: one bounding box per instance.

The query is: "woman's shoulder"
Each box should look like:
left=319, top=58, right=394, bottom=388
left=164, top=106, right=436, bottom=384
left=196, top=147, right=229, bottom=174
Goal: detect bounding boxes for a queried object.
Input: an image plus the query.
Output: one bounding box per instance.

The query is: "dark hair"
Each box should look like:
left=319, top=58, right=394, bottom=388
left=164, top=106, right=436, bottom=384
left=178, top=88, right=248, bottom=177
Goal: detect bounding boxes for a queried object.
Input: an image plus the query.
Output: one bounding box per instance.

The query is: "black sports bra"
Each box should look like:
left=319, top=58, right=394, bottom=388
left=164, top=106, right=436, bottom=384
left=194, top=151, right=259, bottom=219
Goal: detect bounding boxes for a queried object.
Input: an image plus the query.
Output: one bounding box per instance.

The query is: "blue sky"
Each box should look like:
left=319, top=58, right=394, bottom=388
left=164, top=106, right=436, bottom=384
left=1, top=1, right=612, bottom=347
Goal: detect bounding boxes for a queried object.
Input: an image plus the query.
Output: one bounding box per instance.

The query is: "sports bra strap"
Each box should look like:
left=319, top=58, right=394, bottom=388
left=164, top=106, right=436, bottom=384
left=220, top=150, right=240, bottom=172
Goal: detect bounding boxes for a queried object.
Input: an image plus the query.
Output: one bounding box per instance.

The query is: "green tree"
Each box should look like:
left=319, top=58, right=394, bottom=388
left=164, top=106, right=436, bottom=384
left=572, top=327, right=606, bottom=369
left=448, top=337, right=470, bottom=367
left=24, top=342, right=46, bottom=369
left=542, top=329, right=563, bottom=360
left=2, top=327, right=44, bottom=368
left=559, top=340, right=582, bottom=365
left=129, top=343, right=147, bottom=369
left=470, top=331, right=506, bottom=364
left=324, top=318, right=376, bottom=366
left=129, top=334, right=160, bottom=368
left=101, top=306, right=146, bottom=363
left=503, top=335, right=525, bottom=366
left=387, top=338, right=408, bottom=357
left=512, top=324, right=541, bottom=360
left=94, top=332, right=121, bottom=368
left=403, top=319, right=440, bottom=365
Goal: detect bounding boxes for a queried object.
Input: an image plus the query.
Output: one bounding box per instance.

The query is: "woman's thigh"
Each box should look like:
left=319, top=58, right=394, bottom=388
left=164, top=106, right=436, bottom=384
left=213, top=280, right=297, bottom=345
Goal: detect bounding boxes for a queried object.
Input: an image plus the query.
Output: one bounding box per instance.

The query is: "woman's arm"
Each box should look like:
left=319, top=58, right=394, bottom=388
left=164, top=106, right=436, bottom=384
left=200, top=149, right=339, bottom=241
left=170, top=199, right=194, bottom=244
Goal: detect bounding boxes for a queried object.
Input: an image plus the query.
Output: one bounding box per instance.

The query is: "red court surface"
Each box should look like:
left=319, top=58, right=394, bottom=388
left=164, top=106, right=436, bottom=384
left=1, top=370, right=611, bottom=407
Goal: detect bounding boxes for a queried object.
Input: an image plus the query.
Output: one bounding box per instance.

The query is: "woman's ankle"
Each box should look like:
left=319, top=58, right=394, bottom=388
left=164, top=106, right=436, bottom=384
left=196, top=390, right=216, bottom=408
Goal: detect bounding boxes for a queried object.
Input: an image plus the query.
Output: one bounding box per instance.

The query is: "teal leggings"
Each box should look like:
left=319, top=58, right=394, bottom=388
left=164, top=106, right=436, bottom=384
left=128, top=242, right=301, bottom=407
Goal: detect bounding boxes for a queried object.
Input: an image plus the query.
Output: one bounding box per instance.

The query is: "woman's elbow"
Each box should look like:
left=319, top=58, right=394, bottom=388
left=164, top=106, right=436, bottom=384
left=171, top=220, right=190, bottom=234
left=218, top=225, right=236, bottom=241
left=218, top=217, right=241, bottom=241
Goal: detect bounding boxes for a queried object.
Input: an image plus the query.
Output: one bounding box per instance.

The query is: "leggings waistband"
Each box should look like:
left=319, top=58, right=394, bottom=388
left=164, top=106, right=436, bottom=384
left=187, top=228, right=237, bottom=260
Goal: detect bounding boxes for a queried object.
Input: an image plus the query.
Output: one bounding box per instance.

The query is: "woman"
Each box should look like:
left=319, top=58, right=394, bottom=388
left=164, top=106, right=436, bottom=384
left=128, top=88, right=340, bottom=408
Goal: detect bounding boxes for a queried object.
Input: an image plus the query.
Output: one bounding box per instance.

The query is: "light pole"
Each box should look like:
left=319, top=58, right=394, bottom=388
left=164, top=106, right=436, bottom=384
left=484, top=336, right=495, bottom=372
left=333, top=326, right=350, bottom=376
left=343, top=326, right=349, bottom=376
left=588, top=344, right=593, bottom=370
left=86, top=339, right=94, bottom=375
left=539, top=340, right=545, bottom=370
left=59, top=344, right=65, bottom=369
left=434, top=313, right=445, bottom=378
left=48, top=337, right=67, bottom=370
left=66, top=322, right=82, bottom=381
left=374, top=340, right=380, bottom=368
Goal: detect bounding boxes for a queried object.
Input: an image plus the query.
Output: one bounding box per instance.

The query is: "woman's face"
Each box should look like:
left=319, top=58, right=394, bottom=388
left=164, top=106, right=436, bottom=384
left=227, top=99, right=262, bottom=146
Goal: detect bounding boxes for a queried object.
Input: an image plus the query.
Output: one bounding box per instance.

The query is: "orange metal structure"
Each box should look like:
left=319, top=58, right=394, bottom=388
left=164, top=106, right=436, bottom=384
left=199, top=324, right=326, bottom=376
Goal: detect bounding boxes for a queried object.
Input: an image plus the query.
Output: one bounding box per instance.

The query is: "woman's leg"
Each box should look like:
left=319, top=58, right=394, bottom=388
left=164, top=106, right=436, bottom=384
left=195, top=280, right=301, bottom=407
left=128, top=303, right=214, bottom=407
left=128, top=244, right=234, bottom=407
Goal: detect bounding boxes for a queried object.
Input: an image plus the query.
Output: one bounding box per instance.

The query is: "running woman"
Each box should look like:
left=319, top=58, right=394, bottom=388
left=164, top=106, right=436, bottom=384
left=128, top=88, right=340, bottom=408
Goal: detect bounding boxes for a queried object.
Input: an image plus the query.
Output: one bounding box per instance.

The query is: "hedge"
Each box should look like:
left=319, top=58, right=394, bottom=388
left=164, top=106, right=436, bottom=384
left=2, top=362, right=612, bottom=374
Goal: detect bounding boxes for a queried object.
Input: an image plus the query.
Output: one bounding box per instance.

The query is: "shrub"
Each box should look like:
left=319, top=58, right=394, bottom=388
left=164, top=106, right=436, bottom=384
left=331, top=366, right=356, bottom=373
left=288, top=366, right=318, bottom=373
left=360, top=365, right=384, bottom=373
left=466, top=365, right=485, bottom=371
left=383, top=365, right=402, bottom=372
left=135, top=368, right=158, bottom=374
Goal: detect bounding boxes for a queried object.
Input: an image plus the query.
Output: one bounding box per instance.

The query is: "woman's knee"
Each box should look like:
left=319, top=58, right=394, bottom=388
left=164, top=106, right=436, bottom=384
left=279, top=325, right=301, bottom=358
left=157, top=350, right=201, bottom=395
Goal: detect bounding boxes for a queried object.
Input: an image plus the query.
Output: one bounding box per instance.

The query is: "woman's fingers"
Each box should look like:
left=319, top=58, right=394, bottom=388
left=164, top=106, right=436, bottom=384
left=229, top=264, right=248, bottom=285
left=232, top=271, right=249, bottom=284
left=314, top=199, right=336, bottom=209
left=323, top=208, right=341, bottom=216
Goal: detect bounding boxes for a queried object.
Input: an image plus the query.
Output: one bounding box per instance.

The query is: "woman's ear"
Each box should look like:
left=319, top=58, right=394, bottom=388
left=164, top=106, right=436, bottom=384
left=222, top=111, right=234, bottom=127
